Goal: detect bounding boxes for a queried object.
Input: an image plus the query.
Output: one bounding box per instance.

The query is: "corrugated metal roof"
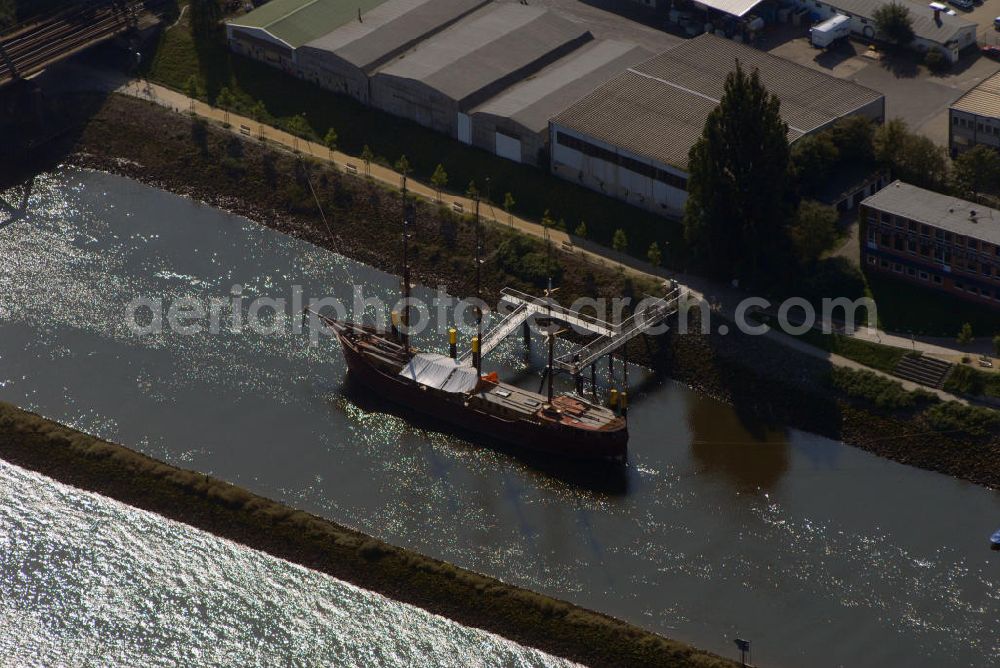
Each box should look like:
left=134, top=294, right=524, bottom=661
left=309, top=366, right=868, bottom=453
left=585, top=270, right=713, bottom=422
left=821, top=0, right=975, bottom=44
left=552, top=34, right=883, bottom=170
left=862, top=180, right=1000, bottom=245
left=951, top=70, right=1000, bottom=119
left=693, top=0, right=765, bottom=17
left=302, top=0, right=487, bottom=72
left=376, top=4, right=591, bottom=105
left=472, top=39, right=652, bottom=135
left=228, top=0, right=390, bottom=48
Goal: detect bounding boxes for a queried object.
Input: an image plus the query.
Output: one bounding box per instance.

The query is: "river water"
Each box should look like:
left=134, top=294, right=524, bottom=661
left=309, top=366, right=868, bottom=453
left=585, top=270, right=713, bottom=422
left=1, top=168, right=999, bottom=667
left=0, top=458, right=578, bottom=667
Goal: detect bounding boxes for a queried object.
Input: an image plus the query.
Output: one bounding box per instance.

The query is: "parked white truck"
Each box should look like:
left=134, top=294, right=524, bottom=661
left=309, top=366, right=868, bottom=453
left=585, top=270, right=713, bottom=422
left=810, top=14, right=850, bottom=48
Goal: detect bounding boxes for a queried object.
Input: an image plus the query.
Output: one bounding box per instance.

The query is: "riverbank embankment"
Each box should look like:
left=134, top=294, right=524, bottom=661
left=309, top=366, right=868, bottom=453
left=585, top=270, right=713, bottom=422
left=0, top=400, right=736, bottom=668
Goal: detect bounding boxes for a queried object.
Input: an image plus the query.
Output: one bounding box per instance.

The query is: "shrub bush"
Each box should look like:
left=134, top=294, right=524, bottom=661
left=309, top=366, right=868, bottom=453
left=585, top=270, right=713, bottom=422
left=496, top=235, right=561, bottom=288
left=921, top=402, right=999, bottom=437
left=830, top=367, right=930, bottom=410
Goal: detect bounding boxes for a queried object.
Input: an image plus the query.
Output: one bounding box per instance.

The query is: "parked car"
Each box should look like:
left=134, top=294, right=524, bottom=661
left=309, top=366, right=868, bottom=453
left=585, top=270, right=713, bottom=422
left=994, top=16, right=1000, bottom=30
left=982, top=45, right=1000, bottom=59
left=949, top=0, right=973, bottom=9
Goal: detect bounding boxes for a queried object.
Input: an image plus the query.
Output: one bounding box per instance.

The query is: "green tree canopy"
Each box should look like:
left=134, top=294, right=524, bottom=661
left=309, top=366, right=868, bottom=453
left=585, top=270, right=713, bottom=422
left=323, top=128, right=338, bottom=152
left=792, top=132, right=840, bottom=195
left=189, top=0, right=223, bottom=38
left=790, top=200, right=838, bottom=267
left=503, top=191, right=515, bottom=212
left=395, top=154, right=411, bottom=176
left=958, top=322, right=974, bottom=346
left=215, top=86, right=235, bottom=110
left=646, top=241, right=662, bottom=267
left=0, top=0, right=15, bottom=31
left=285, top=113, right=311, bottom=138
left=612, top=228, right=628, bottom=253
left=184, top=74, right=200, bottom=101
left=873, top=2, right=915, bottom=45
left=874, top=119, right=949, bottom=191
left=953, top=146, right=1000, bottom=198
left=249, top=100, right=268, bottom=122
left=431, top=164, right=448, bottom=196
left=574, top=221, right=587, bottom=238
left=829, top=116, right=876, bottom=164
left=684, top=61, right=795, bottom=281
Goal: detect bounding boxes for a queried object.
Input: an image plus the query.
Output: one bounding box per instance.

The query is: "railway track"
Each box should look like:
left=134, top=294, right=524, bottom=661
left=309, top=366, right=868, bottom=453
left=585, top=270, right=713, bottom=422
left=0, top=1, right=142, bottom=86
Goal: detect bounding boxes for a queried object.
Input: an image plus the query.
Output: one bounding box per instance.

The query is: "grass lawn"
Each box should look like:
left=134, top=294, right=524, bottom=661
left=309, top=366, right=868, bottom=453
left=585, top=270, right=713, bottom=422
left=864, top=272, right=1000, bottom=338
left=750, top=312, right=908, bottom=372
left=801, top=329, right=908, bottom=372
left=141, top=11, right=687, bottom=263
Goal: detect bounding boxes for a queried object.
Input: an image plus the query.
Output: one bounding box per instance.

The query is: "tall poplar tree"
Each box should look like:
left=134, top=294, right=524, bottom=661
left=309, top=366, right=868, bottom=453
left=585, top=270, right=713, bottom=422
left=683, top=61, right=794, bottom=282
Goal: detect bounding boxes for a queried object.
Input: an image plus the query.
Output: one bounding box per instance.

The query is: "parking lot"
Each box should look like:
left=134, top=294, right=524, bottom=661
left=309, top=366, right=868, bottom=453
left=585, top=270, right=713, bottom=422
left=535, top=0, right=1000, bottom=147
left=761, top=16, right=1000, bottom=147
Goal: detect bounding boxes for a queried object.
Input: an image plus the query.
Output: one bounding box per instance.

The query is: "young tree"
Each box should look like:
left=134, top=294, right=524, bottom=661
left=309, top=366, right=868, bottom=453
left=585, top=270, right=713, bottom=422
left=395, top=155, right=411, bottom=187
left=323, top=127, right=338, bottom=162
left=647, top=241, right=663, bottom=267
left=873, top=2, right=915, bottom=45
left=612, top=228, right=628, bottom=253
left=249, top=100, right=267, bottom=122
left=503, top=191, right=515, bottom=227
left=361, top=144, right=374, bottom=177
left=430, top=164, right=448, bottom=201
left=993, top=334, right=1000, bottom=358
left=184, top=75, right=199, bottom=113
left=286, top=114, right=311, bottom=151
left=574, top=221, right=587, bottom=239
left=466, top=180, right=479, bottom=200
left=790, top=200, right=839, bottom=266
left=215, top=86, right=236, bottom=125
left=957, top=322, right=974, bottom=347
left=953, top=145, right=1000, bottom=198
left=684, top=61, right=794, bottom=281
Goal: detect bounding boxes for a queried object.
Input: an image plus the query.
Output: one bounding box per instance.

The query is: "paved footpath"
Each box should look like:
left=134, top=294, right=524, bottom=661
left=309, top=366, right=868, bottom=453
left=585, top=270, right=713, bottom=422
left=102, top=75, right=980, bottom=402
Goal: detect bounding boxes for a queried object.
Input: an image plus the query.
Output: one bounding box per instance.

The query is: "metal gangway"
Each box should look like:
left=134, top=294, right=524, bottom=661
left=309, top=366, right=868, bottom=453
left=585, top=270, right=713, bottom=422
left=462, top=285, right=681, bottom=373
left=555, top=285, right=683, bottom=374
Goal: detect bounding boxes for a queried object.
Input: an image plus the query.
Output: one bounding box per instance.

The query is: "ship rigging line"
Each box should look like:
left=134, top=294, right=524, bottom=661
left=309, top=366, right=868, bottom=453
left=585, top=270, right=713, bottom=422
left=298, top=157, right=358, bottom=291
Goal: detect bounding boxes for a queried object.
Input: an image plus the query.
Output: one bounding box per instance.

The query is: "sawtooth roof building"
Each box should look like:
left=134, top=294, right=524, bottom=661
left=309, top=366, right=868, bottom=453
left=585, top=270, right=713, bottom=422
left=549, top=34, right=885, bottom=215
left=370, top=3, right=593, bottom=139
left=296, top=0, right=488, bottom=103
left=469, top=39, right=652, bottom=166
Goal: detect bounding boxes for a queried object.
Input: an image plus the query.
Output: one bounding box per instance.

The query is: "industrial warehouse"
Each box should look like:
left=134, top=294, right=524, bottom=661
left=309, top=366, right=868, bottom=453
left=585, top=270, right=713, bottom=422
left=227, top=1, right=884, bottom=214
left=550, top=34, right=884, bottom=215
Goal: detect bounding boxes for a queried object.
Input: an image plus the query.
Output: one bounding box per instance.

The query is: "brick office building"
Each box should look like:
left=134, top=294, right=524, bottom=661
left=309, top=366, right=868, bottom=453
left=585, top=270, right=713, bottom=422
left=860, top=181, right=1000, bottom=309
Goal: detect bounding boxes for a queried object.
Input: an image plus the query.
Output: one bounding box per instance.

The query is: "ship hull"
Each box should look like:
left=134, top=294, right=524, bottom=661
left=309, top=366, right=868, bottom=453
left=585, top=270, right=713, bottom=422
left=335, top=329, right=627, bottom=462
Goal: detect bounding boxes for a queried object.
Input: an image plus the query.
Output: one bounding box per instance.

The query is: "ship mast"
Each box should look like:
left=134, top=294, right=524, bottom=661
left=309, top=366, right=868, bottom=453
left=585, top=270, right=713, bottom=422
left=474, top=186, right=483, bottom=374
left=400, top=166, right=411, bottom=355
left=546, top=276, right=554, bottom=405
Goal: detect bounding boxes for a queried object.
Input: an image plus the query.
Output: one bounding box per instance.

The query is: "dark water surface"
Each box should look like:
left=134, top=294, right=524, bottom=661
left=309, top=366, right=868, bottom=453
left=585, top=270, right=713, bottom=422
left=1, top=169, right=999, bottom=667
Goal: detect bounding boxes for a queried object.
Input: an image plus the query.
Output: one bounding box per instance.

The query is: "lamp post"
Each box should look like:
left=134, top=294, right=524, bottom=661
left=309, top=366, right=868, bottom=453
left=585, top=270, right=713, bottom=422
left=734, top=638, right=751, bottom=667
